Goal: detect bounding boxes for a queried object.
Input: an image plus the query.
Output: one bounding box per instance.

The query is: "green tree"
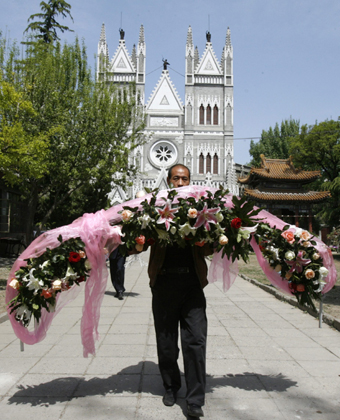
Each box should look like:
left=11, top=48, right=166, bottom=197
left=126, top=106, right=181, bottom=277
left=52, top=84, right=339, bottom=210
left=289, top=119, right=340, bottom=227
left=0, top=36, right=146, bottom=242
left=0, top=72, right=53, bottom=185
left=249, top=119, right=300, bottom=166
left=24, top=0, right=74, bottom=44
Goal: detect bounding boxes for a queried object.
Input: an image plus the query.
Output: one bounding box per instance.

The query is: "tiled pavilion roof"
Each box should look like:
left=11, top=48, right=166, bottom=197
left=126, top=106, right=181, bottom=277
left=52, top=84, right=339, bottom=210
left=244, top=188, right=331, bottom=203
left=239, top=155, right=321, bottom=184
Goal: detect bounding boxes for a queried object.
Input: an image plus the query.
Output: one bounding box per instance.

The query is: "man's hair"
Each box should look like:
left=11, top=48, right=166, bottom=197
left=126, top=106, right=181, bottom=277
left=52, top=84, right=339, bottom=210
left=167, top=164, right=191, bottom=180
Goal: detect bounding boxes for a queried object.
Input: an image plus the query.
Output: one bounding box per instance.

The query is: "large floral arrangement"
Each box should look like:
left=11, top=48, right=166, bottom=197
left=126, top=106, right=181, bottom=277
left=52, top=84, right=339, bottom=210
left=119, top=188, right=261, bottom=262
left=255, top=223, right=329, bottom=310
left=7, top=235, right=91, bottom=327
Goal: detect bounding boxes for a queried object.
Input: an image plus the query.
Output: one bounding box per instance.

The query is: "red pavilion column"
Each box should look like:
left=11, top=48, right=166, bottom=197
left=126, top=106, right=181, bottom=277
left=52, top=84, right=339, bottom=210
left=308, top=208, right=313, bottom=232
left=294, top=209, right=299, bottom=227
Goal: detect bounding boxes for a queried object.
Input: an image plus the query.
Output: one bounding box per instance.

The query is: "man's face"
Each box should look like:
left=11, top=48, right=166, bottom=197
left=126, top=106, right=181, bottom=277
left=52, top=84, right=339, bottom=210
left=167, top=166, right=190, bottom=188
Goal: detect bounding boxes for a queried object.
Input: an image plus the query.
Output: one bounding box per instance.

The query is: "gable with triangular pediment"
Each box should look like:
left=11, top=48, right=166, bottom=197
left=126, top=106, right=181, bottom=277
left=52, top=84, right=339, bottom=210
left=196, top=48, right=222, bottom=75
left=147, top=74, right=183, bottom=111
left=111, top=47, right=135, bottom=73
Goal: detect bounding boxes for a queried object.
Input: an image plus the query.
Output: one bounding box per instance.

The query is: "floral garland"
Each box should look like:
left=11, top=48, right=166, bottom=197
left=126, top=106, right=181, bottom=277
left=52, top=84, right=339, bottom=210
left=7, top=235, right=91, bottom=327
left=255, top=223, right=329, bottom=310
left=119, top=188, right=260, bottom=262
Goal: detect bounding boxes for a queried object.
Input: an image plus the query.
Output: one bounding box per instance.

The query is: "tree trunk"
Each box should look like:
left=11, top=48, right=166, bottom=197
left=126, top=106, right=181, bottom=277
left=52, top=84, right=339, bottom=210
left=25, top=184, right=39, bottom=246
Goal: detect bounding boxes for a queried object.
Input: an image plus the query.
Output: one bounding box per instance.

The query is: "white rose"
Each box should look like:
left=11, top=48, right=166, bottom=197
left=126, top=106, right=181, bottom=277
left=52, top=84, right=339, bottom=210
left=216, top=212, right=224, bottom=223
left=319, top=267, right=329, bottom=277
left=188, top=208, right=198, bottom=219
left=170, top=226, right=177, bottom=235
left=294, top=227, right=303, bottom=238
left=219, top=235, right=229, bottom=245
left=312, top=253, right=320, bottom=260
left=52, top=280, right=62, bottom=290
left=9, top=279, right=20, bottom=289
left=121, top=209, right=133, bottom=222
left=285, top=251, right=295, bottom=261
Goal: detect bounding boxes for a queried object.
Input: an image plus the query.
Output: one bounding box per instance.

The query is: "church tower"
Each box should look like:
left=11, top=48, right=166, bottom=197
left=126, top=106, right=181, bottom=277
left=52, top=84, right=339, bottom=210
left=184, top=27, right=237, bottom=193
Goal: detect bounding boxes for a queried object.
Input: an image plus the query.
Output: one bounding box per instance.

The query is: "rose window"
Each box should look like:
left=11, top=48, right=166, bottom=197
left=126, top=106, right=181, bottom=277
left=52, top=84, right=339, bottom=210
left=150, top=140, right=178, bottom=168
left=156, top=145, right=172, bottom=162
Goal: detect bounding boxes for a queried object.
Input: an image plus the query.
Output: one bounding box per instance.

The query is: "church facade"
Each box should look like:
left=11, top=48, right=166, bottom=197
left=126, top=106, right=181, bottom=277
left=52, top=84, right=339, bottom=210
left=97, top=24, right=238, bottom=203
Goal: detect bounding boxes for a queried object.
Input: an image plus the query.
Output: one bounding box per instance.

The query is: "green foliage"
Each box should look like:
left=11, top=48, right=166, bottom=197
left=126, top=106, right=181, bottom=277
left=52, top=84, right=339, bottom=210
left=289, top=118, right=340, bottom=227
left=0, top=33, right=146, bottom=240
left=249, top=119, right=300, bottom=166
left=0, top=71, right=54, bottom=184
left=24, top=0, right=74, bottom=44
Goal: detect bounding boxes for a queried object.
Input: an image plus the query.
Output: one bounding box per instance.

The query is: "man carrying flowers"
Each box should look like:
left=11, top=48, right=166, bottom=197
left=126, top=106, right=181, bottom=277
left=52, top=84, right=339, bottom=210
left=146, top=164, right=212, bottom=418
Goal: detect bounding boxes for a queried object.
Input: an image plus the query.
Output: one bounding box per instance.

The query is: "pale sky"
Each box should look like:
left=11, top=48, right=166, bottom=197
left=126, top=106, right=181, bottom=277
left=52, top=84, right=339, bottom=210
left=1, top=0, right=339, bottom=164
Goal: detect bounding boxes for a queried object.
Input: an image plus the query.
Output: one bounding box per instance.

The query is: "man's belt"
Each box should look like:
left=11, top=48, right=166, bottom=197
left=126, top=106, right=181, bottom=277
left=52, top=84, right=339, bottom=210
left=160, top=267, right=190, bottom=274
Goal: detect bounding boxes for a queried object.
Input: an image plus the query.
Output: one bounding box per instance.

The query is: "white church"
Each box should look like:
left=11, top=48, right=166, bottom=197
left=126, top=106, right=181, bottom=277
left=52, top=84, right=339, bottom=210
left=97, top=24, right=241, bottom=204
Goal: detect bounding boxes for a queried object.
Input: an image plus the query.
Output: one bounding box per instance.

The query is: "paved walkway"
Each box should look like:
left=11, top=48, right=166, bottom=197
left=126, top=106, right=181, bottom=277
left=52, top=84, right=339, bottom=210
left=0, top=252, right=339, bottom=419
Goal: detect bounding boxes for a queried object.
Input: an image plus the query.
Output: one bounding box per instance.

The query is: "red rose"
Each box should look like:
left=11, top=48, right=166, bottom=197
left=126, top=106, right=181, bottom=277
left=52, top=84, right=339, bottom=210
left=185, top=237, right=193, bottom=241
left=231, top=218, right=242, bottom=229
left=288, top=282, right=297, bottom=291
left=77, top=276, right=85, bottom=283
left=195, top=241, right=205, bottom=247
left=296, top=284, right=305, bottom=292
left=69, top=252, right=81, bottom=263
left=135, top=235, right=146, bottom=245
left=41, top=289, right=53, bottom=299
left=147, top=238, right=155, bottom=246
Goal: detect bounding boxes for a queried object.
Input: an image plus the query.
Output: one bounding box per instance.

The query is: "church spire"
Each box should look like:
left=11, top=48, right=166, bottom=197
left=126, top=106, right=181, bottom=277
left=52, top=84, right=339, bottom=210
left=194, top=46, right=199, bottom=70
left=186, top=25, right=193, bottom=48
left=97, top=23, right=109, bottom=77
left=138, top=24, right=145, bottom=45
left=222, top=27, right=233, bottom=86
left=226, top=27, right=231, bottom=47
left=131, top=44, right=137, bottom=69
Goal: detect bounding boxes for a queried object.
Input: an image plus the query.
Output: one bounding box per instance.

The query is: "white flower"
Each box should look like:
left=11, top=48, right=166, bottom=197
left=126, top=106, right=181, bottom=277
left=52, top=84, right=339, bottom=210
left=121, top=209, right=133, bottom=221
left=25, top=268, right=44, bottom=294
left=170, top=226, right=177, bottom=235
left=40, top=260, right=50, bottom=270
left=9, top=279, right=20, bottom=290
left=294, top=227, right=303, bottom=238
left=178, top=222, right=197, bottom=237
left=138, top=214, right=154, bottom=229
left=52, top=280, right=62, bottom=290
left=84, top=259, right=92, bottom=271
left=219, top=235, right=229, bottom=245
left=319, top=267, right=329, bottom=277
left=285, top=251, right=295, bottom=261
left=155, top=229, right=170, bottom=241
left=187, top=208, right=198, bottom=219
left=312, top=253, right=320, bottom=260
left=65, top=264, right=78, bottom=279
left=216, top=212, right=224, bottom=223
left=16, top=304, right=31, bottom=322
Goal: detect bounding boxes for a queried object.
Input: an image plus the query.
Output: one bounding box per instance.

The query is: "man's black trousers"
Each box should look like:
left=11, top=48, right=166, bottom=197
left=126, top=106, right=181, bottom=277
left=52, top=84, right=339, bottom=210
left=151, top=272, right=207, bottom=406
left=109, top=248, right=126, bottom=294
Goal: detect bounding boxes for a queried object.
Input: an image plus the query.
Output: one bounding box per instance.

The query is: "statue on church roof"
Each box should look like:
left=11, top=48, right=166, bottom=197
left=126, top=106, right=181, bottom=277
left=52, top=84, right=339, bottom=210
left=119, top=28, right=125, bottom=40
left=206, top=31, right=211, bottom=42
left=162, top=58, right=170, bottom=70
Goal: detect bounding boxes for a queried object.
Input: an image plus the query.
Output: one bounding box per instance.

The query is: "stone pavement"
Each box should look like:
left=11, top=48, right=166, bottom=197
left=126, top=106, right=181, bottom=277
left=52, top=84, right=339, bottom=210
left=0, top=251, right=339, bottom=420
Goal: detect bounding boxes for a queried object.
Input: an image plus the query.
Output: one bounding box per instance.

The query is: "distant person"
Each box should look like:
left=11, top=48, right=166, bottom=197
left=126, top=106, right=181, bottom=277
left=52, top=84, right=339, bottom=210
left=109, top=247, right=126, bottom=300
left=109, top=190, right=146, bottom=300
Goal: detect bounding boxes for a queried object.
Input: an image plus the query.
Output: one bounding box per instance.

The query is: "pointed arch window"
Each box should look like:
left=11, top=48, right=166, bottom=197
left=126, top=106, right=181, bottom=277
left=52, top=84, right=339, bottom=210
left=213, top=153, right=218, bottom=174
left=206, top=153, right=211, bottom=173
left=206, top=105, right=211, bottom=125
left=213, top=105, right=218, bottom=125
left=199, top=105, right=204, bottom=125
left=199, top=153, right=204, bottom=174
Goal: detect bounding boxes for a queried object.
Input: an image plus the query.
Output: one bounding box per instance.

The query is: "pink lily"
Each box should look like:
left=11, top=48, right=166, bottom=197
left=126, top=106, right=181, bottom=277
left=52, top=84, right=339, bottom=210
left=286, top=251, right=311, bottom=274
left=194, top=202, right=219, bottom=231
left=186, top=189, right=208, bottom=201
left=156, top=200, right=178, bottom=231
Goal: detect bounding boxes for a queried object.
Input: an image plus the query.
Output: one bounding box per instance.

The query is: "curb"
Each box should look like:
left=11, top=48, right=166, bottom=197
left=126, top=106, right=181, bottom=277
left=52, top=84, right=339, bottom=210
left=239, top=273, right=340, bottom=332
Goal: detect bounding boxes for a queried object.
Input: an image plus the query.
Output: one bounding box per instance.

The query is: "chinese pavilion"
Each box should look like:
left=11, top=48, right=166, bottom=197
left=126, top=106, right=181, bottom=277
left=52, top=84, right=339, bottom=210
left=238, top=155, right=331, bottom=232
